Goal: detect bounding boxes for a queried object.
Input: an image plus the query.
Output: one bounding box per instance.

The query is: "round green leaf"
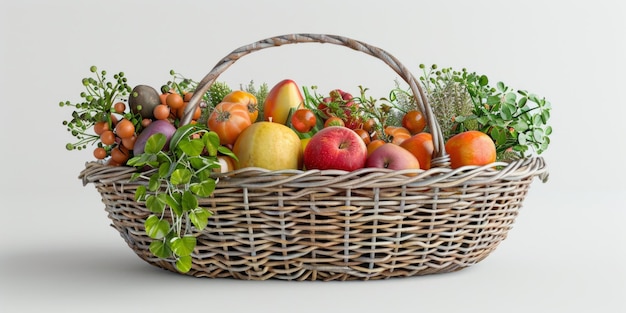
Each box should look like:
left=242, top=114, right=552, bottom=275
left=165, top=192, right=182, bottom=216
left=134, top=185, right=146, bottom=201
left=171, top=168, right=192, bottom=185
left=145, top=215, right=170, bottom=239
left=190, top=179, right=216, bottom=197
left=149, top=240, right=172, bottom=259
left=182, top=190, right=198, bottom=212
left=170, top=236, right=197, bottom=257
left=190, top=207, right=212, bottom=230
left=146, top=194, right=167, bottom=213
left=176, top=255, right=192, bottom=273
left=145, top=133, right=166, bottom=154
left=179, top=137, right=205, bottom=156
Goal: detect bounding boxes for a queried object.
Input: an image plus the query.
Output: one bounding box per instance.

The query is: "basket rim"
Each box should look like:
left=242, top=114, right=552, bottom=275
left=80, top=156, right=548, bottom=189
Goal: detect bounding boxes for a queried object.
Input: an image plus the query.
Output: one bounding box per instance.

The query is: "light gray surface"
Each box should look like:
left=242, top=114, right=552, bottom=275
left=1, top=0, right=624, bottom=312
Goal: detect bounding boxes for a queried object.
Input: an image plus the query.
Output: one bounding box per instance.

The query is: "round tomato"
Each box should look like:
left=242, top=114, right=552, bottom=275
left=324, top=116, right=345, bottom=128
left=114, top=119, right=135, bottom=139
left=366, top=139, right=385, bottom=156
left=222, top=90, right=259, bottom=122
left=384, top=126, right=411, bottom=143
left=93, top=147, right=107, bottom=160
left=402, top=110, right=426, bottom=134
left=291, top=109, right=317, bottom=133
left=445, top=130, right=496, bottom=169
left=208, top=102, right=252, bottom=145
left=110, top=146, right=130, bottom=164
left=352, top=128, right=371, bottom=145
left=166, top=93, right=185, bottom=110
left=362, top=118, right=376, bottom=133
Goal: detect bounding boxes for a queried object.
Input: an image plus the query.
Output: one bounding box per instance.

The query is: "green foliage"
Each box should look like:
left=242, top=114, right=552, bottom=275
left=418, top=64, right=552, bottom=160
left=242, top=80, right=269, bottom=114
left=127, top=124, right=237, bottom=273
left=207, top=81, right=233, bottom=109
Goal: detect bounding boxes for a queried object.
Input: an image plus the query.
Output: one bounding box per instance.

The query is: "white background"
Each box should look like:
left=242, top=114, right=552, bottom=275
left=1, top=0, right=625, bottom=312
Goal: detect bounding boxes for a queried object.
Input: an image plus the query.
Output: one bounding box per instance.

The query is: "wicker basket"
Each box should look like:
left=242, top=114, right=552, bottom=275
left=79, top=33, right=548, bottom=281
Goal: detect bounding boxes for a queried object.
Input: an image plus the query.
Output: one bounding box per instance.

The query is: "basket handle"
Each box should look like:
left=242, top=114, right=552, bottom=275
left=181, top=33, right=449, bottom=166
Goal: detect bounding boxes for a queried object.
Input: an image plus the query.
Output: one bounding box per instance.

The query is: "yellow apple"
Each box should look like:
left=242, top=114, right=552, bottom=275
left=232, top=121, right=303, bottom=171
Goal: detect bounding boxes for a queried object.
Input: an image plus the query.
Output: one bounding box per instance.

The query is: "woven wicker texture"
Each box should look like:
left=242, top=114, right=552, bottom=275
left=80, top=33, right=548, bottom=281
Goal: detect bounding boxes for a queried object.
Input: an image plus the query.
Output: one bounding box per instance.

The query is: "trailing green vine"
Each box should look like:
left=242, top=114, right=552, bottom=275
left=127, top=124, right=236, bottom=273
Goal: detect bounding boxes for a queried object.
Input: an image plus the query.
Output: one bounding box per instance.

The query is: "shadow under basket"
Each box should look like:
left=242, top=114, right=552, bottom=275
left=79, top=33, right=549, bottom=281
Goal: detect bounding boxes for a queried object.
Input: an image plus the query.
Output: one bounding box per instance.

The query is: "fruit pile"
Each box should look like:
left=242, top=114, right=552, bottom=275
left=61, top=66, right=552, bottom=174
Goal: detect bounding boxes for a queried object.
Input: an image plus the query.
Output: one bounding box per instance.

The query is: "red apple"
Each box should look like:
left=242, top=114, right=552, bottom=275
left=303, top=126, right=367, bottom=171
left=365, top=143, right=420, bottom=174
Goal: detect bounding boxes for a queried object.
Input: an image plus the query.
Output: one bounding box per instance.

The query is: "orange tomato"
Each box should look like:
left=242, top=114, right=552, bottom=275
left=402, top=110, right=426, bottom=134
left=110, top=146, right=130, bottom=164
left=384, top=126, right=411, bottom=144
left=175, top=102, right=201, bottom=121
left=100, top=130, right=116, bottom=146
left=445, top=130, right=496, bottom=169
left=109, top=114, right=119, bottom=127
left=390, top=132, right=411, bottom=145
left=352, top=128, right=371, bottom=145
left=399, top=132, right=434, bottom=170
left=362, top=118, right=376, bottom=133
left=153, top=104, right=171, bottom=120
left=190, top=105, right=202, bottom=121
left=384, top=126, right=411, bottom=137
left=114, top=119, right=135, bottom=139
left=159, top=93, right=169, bottom=105
left=113, top=102, right=126, bottom=114
left=94, top=121, right=109, bottom=135
left=141, top=118, right=152, bottom=128
left=208, top=102, right=252, bottom=146
left=93, top=147, right=107, bottom=160
left=222, top=90, right=259, bottom=122
left=166, top=93, right=185, bottom=110
left=367, top=139, right=385, bottom=156
left=121, top=134, right=137, bottom=150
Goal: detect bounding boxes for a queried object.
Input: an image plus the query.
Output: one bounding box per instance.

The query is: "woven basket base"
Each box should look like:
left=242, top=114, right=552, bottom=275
left=82, top=159, right=544, bottom=281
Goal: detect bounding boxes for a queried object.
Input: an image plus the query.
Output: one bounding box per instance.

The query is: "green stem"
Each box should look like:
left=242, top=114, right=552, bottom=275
left=512, top=106, right=540, bottom=119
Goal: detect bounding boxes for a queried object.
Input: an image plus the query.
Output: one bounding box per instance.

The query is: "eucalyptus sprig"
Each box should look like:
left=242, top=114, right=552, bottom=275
left=127, top=124, right=236, bottom=273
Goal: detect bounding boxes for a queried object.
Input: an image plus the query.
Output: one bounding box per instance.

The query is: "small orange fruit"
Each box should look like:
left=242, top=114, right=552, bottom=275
left=166, top=93, right=185, bottom=110
left=400, top=132, right=434, bottom=170
left=367, top=139, right=385, bottom=156
left=445, top=130, right=496, bottom=169
left=402, top=110, right=426, bottom=134
left=352, top=128, right=371, bottom=145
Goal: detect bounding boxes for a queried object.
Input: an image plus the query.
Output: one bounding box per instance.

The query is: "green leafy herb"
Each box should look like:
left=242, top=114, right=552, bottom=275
left=127, top=124, right=237, bottom=273
left=418, top=64, right=552, bottom=160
